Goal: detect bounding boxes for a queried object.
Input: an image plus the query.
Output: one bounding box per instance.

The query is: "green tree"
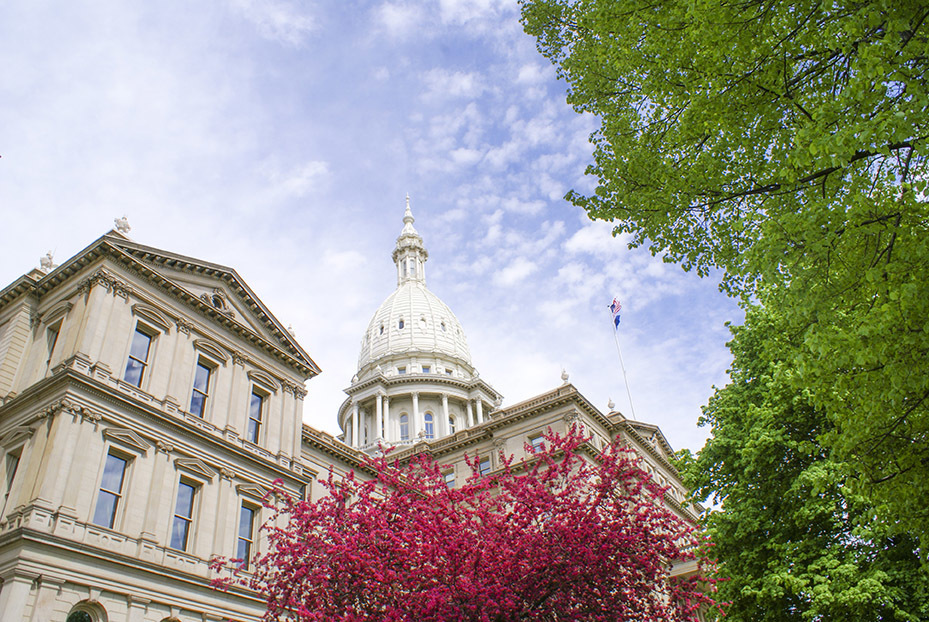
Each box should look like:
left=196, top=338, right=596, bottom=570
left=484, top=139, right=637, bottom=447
left=678, top=307, right=929, bottom=621
left=521, top=0, right=929, bottom=543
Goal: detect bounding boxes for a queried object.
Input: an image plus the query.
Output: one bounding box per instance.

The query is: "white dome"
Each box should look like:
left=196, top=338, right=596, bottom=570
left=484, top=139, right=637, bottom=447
left=357, top=281, right=472, bottom=374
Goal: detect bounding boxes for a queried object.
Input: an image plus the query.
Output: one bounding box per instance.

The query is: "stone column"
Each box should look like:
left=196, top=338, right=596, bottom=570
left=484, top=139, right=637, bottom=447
left=375, top=394, right=384, bottom=440
left=0, top=570, right=38, bottom=622
left=351, top=401, right=359, bottom=447
left=28, top=576, right=63, bottom=622
left=476, top=398, right=484, bottom=425
left=466, top=400, right=474, bottom=428
left=441, top=394, right=450, bottom=436
left=383, top=397, right=390, bottom=440
left=142, top=441, right=173, bottom=541
left=411, top=392, right=421, bottom=438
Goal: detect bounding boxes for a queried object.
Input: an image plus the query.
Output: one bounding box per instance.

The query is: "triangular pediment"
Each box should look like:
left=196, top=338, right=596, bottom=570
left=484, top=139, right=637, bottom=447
left=235, top=482, right=270, bottom=500
left=103, top=427, right=152, bottom=453
left=99, top=234, right=319, bottom=376
left=174, top=457, right=217, bottom=480
left=1, top=426, right=35, bottom=448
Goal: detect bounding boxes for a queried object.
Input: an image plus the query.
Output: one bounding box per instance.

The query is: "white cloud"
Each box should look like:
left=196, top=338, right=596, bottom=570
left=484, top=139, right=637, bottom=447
left=267, top=160, right=331, bottom=197
left=493, top=256, right=539, bottom=287
left=516, top=63, right=549, bottom=85
left=374, top=2, right=425, bottom=39
left=230, top=0, right=316, bottom=46
left=420, top=69, right=485, bottom=101
left=450, top=147, right=484, bottom=166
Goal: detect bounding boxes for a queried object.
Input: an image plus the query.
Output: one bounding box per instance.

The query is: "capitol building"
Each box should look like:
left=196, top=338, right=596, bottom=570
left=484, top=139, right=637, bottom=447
left=0, top=203, right=698, bottom=621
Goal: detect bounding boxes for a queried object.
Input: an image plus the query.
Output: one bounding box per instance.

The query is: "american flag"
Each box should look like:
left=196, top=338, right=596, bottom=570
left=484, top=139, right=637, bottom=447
left=609, top=297, right=622, bottom=329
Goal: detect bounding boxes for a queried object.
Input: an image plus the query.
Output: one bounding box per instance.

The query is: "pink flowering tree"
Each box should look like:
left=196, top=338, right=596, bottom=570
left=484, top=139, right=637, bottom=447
left=213, top=428, right=712, bottom=621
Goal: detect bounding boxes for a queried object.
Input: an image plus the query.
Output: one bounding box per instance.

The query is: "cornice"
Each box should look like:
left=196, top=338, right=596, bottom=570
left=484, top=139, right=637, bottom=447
left=0, top=368, right=310, bottom=487
left=301, top=425, right=369, bottom=472
left=0, top=232, right=320, bottom=379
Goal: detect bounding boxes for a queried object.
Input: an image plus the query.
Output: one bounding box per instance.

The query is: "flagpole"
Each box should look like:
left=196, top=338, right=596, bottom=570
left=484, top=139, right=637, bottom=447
left=608, top=304, right=637, bottom=420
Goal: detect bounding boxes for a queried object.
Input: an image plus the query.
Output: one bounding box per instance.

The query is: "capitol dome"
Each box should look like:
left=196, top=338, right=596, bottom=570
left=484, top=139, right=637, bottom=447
left=357, top=283, right=472, bottom=376
left=355, top=197, right=475, bottom=383
left=339, top=198, right=501, bottom=451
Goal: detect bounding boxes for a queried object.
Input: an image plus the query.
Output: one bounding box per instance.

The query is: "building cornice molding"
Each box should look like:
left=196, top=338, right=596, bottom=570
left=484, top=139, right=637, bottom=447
left=0, top=233, right=320, bottom=379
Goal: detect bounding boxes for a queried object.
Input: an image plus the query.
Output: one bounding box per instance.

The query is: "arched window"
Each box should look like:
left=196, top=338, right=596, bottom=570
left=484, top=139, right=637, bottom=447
left=398, top=318, right=405, bottom=329
left=424, top=412, right=434, bottom=439
left=400, top=414, right=409, bottom=441
left=66, top=601, right=107, bottom=622
left=448, top=415, right=456, bottom=434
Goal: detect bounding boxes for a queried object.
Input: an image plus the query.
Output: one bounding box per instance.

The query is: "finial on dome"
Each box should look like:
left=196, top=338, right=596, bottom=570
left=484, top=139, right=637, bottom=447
left=561, top=369, right=569, bottom=385
left=608, top=398, right=615, bottom=411
left=403, top=194, right=414, bottom=226
left=114, top=215, right=131, bottom=234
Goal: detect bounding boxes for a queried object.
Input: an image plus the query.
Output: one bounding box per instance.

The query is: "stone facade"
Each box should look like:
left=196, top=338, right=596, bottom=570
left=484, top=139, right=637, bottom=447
left=0, top=211, right=700, bottom=622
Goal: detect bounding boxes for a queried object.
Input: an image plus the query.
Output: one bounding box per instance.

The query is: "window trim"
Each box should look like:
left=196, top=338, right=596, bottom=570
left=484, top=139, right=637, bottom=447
left=399, top=413, right=410, bottom=441
left=424, top=412, right=435, bottom=439
left=236, top=500, right=259, bottom=569
left=92, top=449, right=131, bottom=529
left=246, top=386, right=268, bottom=444
left=189, top=356, right=217, bottom=418
left=123, top=323, right=158, bottom=388
left=45, top=319, right=62, bottom=373
left=169, top=478, right=198, bottom=551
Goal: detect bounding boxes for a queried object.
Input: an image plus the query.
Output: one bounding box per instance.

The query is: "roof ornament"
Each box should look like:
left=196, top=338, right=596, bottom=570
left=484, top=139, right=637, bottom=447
left=287, top=324, right=296, bottom=337
left=561, top=369, right=570, bottom=385
left=39, top=251, right=56, bottom=273
left=608, top=398, right=615, bottom=411
left=114, top=215, right=131, bottom=234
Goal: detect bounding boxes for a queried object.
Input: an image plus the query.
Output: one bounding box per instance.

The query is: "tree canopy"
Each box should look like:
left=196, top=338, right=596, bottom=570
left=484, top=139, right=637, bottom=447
left=521, top=0, right=929, bottom=544
left=213, top=430, right=712, bottom=621
left=677, top=307, right=929, bottom=621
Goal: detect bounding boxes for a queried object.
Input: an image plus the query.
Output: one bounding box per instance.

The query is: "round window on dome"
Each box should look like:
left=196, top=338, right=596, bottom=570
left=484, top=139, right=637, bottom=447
left=379, top=324, right=384, bottom=335
left=398, top=318, right=405, bottom=329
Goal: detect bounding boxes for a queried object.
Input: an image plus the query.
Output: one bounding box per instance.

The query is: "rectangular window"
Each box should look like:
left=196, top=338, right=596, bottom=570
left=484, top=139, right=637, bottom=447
left=237, top=502, right=257, bottom=569
left=444, top=472, right=456, bottom=488
left=445, top=368, right=453, bottom=375
left=397, top=366, right=406, bottom=375
left=247, top=389, right=265, bottom=443
left=170, top=480, right=196, bottom=550
left=479, top=457, right=491, bottom=477
left=93, top=453, right=128, bottom=528
left=189, top=359, right=213, bottom=417
left=4, top=449, right=22, bottom=506
left=45, top=322, right=61, bottom=371
left=421, top=365, right=431, bottom=374
left=530, top=436, right=545, bottom=453
left=124, top=327, right=153, bottom=387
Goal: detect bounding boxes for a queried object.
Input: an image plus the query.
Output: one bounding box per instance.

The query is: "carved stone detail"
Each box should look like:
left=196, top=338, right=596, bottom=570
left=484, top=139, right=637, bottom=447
left=231, top=350, right=248, bottom=366
left=156, top=440, right=174, bottom=454
left=175, top=317, right=194, bottom=335
left=76, top=269, right=133, bottom=299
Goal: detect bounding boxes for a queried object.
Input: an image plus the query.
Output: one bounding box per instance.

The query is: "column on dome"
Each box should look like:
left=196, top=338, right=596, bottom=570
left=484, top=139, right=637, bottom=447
left=476, top=398, right=484, bottom=425
left=441, top=393, right=450, bottom=436
left=384, top=396, right=390, bottom=440
left=351, top=401, right=359, bottom=447
left=411, top=392, right=421, bottom=438
left=466, top=400, right=474, bottom=427
left=375, top=393, right=384, bottom=440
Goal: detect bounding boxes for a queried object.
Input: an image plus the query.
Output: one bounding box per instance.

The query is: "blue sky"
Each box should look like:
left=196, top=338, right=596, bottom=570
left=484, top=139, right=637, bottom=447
left=0, top=0, right=741, bottom=452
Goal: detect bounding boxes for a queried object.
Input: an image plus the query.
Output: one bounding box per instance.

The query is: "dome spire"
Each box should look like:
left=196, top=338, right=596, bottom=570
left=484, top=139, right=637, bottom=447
left=392, top=195, right=428, bottom=287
